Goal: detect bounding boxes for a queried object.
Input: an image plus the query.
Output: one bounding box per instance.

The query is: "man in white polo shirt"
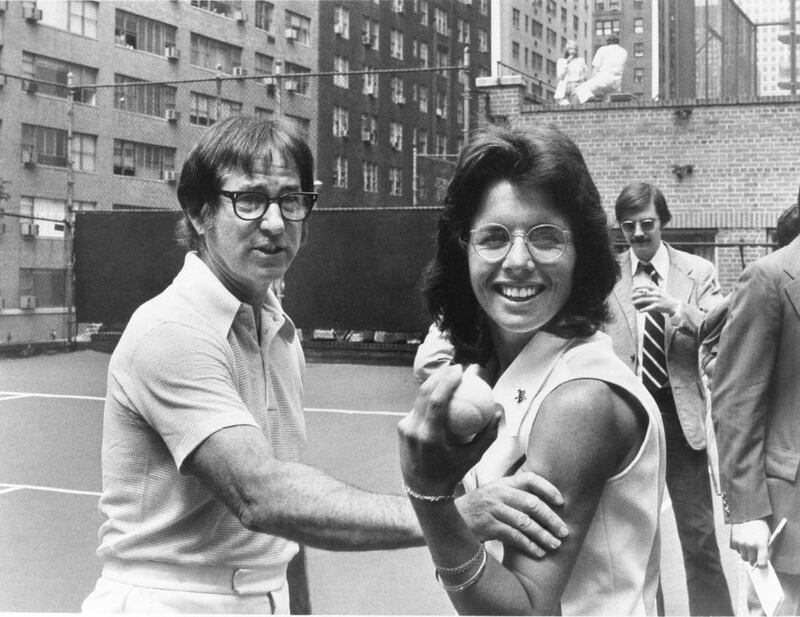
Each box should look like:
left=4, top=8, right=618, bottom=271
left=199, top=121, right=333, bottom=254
left=81, top=116, right=569, bottom=614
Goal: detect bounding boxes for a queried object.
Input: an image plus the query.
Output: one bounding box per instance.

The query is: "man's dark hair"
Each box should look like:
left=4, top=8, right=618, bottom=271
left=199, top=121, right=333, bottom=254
left=175, top=116, right=314, bottom=250
left=606, top=35, right=620, bottom=45
left=776, top=203, right=800, bottom=248
left=422, top=123, right=619, bottom=365
left=614, top=182, right=672, bottom=226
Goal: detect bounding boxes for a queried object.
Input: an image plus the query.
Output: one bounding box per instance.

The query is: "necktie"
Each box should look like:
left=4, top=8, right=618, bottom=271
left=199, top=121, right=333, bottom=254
left=641, top=263, right=669, bottom=392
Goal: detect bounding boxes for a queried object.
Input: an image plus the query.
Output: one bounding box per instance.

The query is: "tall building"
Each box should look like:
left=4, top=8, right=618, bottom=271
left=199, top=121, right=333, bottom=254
left=315, top=0, right=491, bottom=209
left=491, top=0, right=594, bottom=102
left=0, top=0, right=492, bottom=342
left=592, top=0, right=652, bottom=99
left=738, top=0, right=797, bottom=95
left=591, top=0, right=756, bottom=101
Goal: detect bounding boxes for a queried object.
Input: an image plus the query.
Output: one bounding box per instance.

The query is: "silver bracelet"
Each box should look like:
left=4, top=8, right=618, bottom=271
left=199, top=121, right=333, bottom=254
left=402, top=481, right=456, bottom=502
left=434, top=544, right=485, bottom=576
left=435, top=544, right=488, bottom=592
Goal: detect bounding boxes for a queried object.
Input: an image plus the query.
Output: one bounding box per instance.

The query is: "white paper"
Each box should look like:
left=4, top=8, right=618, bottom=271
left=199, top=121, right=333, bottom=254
left=749, top=561, right=785, bottom=617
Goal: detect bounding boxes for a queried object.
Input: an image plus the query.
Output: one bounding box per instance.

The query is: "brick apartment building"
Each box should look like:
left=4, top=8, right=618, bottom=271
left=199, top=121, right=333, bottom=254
left=0, top=0, right=490, bottom=343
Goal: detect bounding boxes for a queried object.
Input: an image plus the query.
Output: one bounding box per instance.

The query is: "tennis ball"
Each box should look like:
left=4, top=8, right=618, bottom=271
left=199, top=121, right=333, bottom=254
left=446, top=365, right=496, bottom=442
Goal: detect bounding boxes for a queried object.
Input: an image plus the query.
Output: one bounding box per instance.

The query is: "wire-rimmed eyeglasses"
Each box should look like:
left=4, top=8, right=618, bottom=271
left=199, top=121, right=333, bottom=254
left=463, top=223, right=572, bottom=263
left=219, top=190, right=318, bottom=222
left=620, top=218, right=657, bottom=234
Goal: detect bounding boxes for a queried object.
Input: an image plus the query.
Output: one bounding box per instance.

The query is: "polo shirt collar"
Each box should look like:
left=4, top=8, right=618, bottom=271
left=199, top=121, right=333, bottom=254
left=493, top=330, right=573, bottom=436
left=174, top=252, right=295, bottom=341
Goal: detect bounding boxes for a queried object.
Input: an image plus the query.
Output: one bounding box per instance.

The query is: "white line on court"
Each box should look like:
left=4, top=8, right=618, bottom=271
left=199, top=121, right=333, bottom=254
left=0, top=394, right=34, bottom=402
left=0, top=391, right=105, bottom=402
left=0, top=391, right=404, bottom=416
left=305, top=407, right=405, bottom=417
left=0, top=483, right=101, bottom=497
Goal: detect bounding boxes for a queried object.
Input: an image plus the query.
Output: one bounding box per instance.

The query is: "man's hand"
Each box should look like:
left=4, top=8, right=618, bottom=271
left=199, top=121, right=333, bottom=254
left=456, top=471, right=568, bottom=559
left=632, top=284, right=680, bottom=318
left=730, top=519, right=771, bottom=567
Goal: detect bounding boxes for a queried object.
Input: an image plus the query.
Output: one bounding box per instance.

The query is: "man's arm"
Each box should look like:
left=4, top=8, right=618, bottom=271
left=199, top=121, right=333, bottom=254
left=677, top=259, right=725, bottom=332
left=185, top=426, right=420, bottom=550
left=185, top=426, right=568, bottom=553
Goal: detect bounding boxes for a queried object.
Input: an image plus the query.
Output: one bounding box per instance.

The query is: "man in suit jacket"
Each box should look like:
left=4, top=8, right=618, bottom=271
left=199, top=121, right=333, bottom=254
left=712, top=231, right=800, bottom=614
left=604, top=182, right=731, bottom=615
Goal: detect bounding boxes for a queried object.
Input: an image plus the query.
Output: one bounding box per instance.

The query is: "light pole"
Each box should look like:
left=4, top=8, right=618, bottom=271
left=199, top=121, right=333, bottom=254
left=61, top=72, right=77, bottom=341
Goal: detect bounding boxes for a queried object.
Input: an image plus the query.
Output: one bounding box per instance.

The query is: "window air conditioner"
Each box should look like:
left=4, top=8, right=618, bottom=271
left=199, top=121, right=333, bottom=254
left=285, top=27, right=299, bottom=40
left=284, top=80, right=299, bottom=92
left=165, top=108, right=179, bottom=122
left=23, top=6, right=42, bottom=21
left=164, top=46, right=180, bottom=60
left=20, top=295, right=37, bottom=309
left=162, top=170, right=177, bottom=182
left=232, top=65, right=246, bottom=77
left=20, top=223, right=39, bottom=237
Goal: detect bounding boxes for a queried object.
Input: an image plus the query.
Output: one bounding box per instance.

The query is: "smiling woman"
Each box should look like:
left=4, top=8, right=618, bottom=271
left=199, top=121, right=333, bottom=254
left=399, top=124, right=668, bottom=615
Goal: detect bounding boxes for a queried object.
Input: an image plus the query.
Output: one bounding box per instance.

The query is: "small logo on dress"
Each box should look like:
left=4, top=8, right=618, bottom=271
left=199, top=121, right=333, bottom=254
left=515, top=389, right=527, bottom=404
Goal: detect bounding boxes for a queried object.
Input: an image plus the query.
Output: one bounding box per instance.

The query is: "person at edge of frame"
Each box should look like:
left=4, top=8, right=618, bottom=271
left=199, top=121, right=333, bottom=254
left=712, top=198, right=800, bottom=616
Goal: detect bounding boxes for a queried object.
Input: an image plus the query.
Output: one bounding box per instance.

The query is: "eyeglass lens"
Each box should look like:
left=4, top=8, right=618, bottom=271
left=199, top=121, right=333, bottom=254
left=471, top=224, right=568, bottom=262
left=233, top=192, right=313, bottom=221
left=621, top=219, right=656, bottom=233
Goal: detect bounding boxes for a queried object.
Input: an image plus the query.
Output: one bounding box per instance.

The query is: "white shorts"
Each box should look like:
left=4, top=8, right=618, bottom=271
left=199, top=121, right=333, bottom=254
left=82, top=558, right=290, bottom=614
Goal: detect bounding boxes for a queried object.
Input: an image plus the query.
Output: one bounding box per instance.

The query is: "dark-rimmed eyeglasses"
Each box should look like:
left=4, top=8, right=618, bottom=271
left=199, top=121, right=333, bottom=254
left=219, top=190, right=318, bottom=222
left=463, top=223, right=572, bottom=263
left=620, top=218, right=657, bottom=234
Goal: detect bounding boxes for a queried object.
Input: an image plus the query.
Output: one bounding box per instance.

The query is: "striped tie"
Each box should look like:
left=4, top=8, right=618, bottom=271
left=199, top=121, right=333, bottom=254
left=641, top=263, right=669, bottom=392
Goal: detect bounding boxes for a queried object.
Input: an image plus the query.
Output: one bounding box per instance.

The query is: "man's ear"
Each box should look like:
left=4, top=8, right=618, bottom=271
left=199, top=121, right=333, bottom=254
left=300, top=221, right=309, bottom=247
left=188, top=203, right=212, bottom=236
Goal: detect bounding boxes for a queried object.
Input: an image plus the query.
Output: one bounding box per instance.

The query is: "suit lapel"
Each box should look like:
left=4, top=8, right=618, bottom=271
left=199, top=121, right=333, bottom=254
left=665, top=245, right=696, bottom=351
left=782, top=239, right=800, bottom=319
left=615, top=251, right=638, bottom=339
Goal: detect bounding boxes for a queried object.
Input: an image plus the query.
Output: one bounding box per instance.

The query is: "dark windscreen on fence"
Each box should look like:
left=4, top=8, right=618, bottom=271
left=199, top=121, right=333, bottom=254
left=74, top=208, right=440, bottom=333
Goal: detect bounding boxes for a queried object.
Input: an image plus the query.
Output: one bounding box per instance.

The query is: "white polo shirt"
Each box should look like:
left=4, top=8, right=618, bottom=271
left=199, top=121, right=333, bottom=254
left=96, top=252, right=306, bottom=570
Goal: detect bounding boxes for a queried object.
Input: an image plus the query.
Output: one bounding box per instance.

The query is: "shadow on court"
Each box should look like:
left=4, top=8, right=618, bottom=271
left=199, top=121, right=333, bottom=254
left=0, top=350, right=739, bottom=613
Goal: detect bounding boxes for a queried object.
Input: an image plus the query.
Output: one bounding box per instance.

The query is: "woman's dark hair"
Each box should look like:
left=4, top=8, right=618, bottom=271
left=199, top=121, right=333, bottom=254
left=175, top=116, right=314, bottom=249
left=422, top=123, right=619, bottom=365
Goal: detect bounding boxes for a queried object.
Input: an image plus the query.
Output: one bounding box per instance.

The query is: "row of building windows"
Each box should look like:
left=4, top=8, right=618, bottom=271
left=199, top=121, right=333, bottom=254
left=512, top=42, right=561, bottom=78
left=21, top=124, right=175, bottom=179
left=332, top=157, right=448, bottom=202
left=35, top=1, right=486, bottom=65
left=595, top=0, right=644, bottom=10
left=34, top=1, right=309, bottom=48
left=595, top=18, right=644, bottom=36
left=333, top=4, right=488, bottom=51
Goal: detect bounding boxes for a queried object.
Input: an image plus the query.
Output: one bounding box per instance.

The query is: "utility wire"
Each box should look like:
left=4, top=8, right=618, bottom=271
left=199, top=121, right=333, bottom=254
left=2, top=63, right=468, bottom=92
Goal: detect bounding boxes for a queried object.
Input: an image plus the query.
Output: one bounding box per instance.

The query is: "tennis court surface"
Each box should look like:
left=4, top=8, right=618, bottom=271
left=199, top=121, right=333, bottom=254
left=1, top=350, right=738, bottom=613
